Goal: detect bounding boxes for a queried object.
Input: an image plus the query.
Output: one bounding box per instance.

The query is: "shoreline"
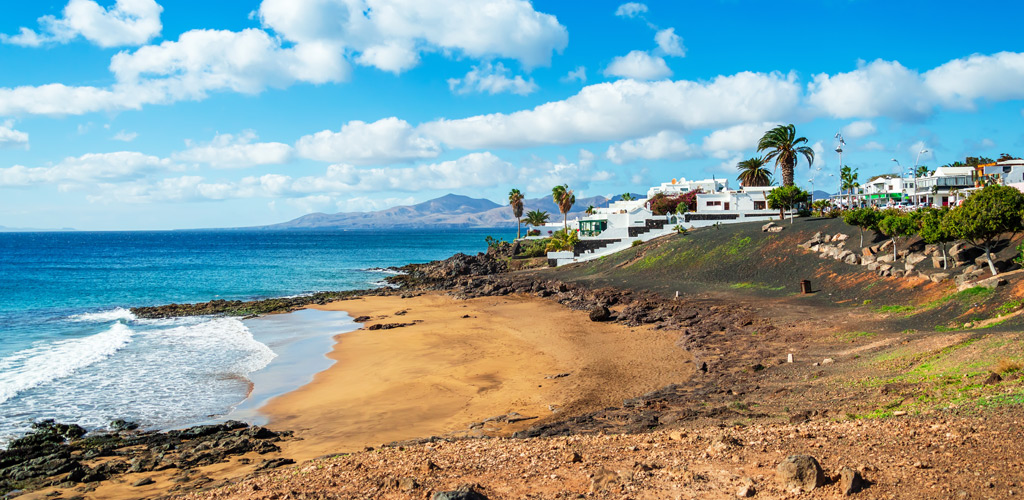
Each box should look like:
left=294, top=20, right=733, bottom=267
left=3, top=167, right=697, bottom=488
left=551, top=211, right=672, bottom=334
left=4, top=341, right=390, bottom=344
left=256, top=292, right=694, bottom=462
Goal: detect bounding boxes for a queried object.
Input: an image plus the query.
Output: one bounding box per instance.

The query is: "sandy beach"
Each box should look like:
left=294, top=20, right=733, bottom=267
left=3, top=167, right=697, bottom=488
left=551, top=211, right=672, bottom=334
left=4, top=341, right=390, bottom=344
left=262, top=292, right=694, bottom=462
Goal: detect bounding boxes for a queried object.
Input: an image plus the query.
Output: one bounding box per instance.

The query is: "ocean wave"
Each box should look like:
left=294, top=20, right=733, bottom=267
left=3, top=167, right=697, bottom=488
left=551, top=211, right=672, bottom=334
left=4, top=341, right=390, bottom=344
left=67, top=307, right=136, bottom=323
left=0, top=323, right=134, bottom=405
left=151, top=318, right=277, bottom=375
left=365, top=267, right=405, bottom=275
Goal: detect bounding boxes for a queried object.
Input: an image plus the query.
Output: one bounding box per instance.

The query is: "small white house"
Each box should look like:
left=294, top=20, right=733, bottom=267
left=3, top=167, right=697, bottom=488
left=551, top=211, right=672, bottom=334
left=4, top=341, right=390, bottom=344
left=646, top=177, right=728, bottom=199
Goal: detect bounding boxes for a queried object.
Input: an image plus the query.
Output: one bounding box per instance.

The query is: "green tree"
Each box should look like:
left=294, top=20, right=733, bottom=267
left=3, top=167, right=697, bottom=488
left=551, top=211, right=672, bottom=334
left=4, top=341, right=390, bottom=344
left=766, top=185, right=810, bottom=222
left=914, top=165, right=930, bottom=177
left=757, top=124, right=815, bottom=187
left=522, top=209, right=550, bottom=227
left=736, top=157, right=773, bottom=187
left=508, top=188, right=525, bottom=239
left=946, top=185, right=1024, bottom=275
left=877, top=211, right=916, bottom=262
left=620, top=193, right=635, bottom=201
left=842, top=207, right=882, bottom=247
left=840, top=165, right=859, bottom=207
left=551, top=184, right=576, bottom=230
left=918, top=207, right=954, bottom=270
left=585, top=204, right=595, bottom=215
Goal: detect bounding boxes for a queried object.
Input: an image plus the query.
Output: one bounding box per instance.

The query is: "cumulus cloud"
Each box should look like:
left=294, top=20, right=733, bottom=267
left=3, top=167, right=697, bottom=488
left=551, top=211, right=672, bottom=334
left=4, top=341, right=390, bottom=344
left=295, top=117, right=441, bottom=165
left=654, top=28, right=685, bottom=57
left=604, top=50, right=671, bottom=80
left=258, top=0, right=568, bottom=71
left=701, top=122, right=780, bottom=159
left=421, top=73, right=800, bottom=150
left=615, top=2, right=648, bottom=18
left=447, top=62, right=538, bottom=96
left=335, top=195, right=416, bottom=213
left=808, top=52, right=1024, bottom=119
left=0, top=151, right=172, bottom=187
left=841, top=120, right=877, bottom=139
left=0, top=0, right=566, bottom=116
left=520, top=150, right=614, bottom=193
left=606, top=131, right=698, bottom=164
left=172, top=131, right=292, bottom=169
left=112, top=130, right=138, bottom=142
left=0, top=120, right=29, bottom=149
left=561, top=66, right=587, bottom=84
left=862, top=141, right=886, bottom=151
left=1, top=0, right=162, bottom=48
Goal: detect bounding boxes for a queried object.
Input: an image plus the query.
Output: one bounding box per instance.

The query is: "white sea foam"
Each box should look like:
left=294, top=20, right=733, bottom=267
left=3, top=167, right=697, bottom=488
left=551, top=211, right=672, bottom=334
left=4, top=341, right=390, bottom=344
left=0, top=323, right=134, bottom=404
left=68, top=307, right=137, bottom=323
left=365, top=267, right=405, bottom=275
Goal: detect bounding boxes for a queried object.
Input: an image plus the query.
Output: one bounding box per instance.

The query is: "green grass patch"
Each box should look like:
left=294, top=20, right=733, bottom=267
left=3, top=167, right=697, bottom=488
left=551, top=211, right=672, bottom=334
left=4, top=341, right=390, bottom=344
left=996, top=298, right=1024, bottom=316
left=836, top=331, right=878, bottom=342
left=877, top=304, right=915, bottom=314
left=731, top=282, right=785, bottom=291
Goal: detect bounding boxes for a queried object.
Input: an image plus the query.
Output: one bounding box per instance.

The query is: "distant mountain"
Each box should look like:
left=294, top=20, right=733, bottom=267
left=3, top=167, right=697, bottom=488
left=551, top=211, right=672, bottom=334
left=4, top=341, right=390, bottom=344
left=255, top=192, right=633, bottom=230
left=0, top=225, right=76, bottom=232
left=812, top=190, right=832, bottom=201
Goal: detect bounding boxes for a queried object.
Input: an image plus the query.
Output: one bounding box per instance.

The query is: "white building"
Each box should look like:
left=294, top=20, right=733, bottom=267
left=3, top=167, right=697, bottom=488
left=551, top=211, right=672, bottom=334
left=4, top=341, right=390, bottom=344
left=646, top=177, right=728, bottom=199
left=982, top=159, right=1024, bottom=185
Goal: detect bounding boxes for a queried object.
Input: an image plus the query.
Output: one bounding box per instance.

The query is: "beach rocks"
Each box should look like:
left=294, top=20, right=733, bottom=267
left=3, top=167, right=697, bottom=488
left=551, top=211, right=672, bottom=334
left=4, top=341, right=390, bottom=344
left=776, top=455, right=825, bottom=493
left=589, top=305, right=611, bottom=322
left=432, top=484, right=489, bottom=500
left=839, top=466, right=863, bottom=495
left=0, top=420, right=291, bottom=496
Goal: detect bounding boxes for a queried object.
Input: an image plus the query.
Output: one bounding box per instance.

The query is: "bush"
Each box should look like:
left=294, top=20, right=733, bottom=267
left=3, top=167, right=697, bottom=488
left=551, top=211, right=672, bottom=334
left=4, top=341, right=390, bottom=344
left=545, top=229, right=579, bottom=252
left=631, top=239, right=643, bottom=247
left=526, top=229, right=540, bottom=236
left=646, top=190, right=701, bottom=215
left=515, top=238, right=550, bottom=258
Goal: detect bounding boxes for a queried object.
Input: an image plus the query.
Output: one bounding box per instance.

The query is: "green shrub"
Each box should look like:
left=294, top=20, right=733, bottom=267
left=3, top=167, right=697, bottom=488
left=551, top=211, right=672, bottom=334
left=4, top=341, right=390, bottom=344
left=632, top=239, right=643, bottom=247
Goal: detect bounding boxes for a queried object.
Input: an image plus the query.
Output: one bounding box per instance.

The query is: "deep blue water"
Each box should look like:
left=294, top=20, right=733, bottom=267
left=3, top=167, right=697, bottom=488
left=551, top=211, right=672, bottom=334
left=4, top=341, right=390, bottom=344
left=0, top=228, right=512, bottom=444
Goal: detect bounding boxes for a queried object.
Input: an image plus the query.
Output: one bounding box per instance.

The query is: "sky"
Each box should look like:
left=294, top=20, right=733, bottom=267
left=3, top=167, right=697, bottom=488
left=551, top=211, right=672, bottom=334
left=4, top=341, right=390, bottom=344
left=1, top=0, right=1022, bottom=230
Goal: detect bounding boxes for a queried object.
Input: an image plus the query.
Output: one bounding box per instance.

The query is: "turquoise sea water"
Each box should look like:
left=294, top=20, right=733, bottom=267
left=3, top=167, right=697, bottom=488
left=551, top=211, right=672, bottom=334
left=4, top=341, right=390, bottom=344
left=0, top=229, right=512, bottom=444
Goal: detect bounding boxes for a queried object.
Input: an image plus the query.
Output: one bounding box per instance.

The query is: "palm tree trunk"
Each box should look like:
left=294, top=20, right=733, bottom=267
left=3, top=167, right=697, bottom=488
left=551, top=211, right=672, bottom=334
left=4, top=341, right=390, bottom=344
left=516, top=220, right=521, bottom=240
left=563, top=212, right=567, bottom=230
left=782, top=161, right=795, bottom=187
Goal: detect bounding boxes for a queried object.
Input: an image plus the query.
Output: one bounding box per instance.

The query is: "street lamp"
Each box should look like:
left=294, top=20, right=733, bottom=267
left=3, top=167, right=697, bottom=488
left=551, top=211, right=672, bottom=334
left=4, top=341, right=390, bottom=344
left=890, top=158, right=904, bottom=205
left=834, top=132, right=845, bottom=200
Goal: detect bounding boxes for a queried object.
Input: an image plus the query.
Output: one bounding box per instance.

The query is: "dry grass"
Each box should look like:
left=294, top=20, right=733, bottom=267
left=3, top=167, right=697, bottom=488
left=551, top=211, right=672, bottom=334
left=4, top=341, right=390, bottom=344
left=992, top=358, right=1024, bottom=375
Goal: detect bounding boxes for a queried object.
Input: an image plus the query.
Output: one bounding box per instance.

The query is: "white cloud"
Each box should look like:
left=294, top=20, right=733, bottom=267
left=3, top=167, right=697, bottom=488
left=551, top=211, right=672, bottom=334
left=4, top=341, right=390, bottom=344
left=808, top=52, right=1024, bottom=120
left=520, top=151, right=614, bottom=193
left=862, top=141, right=886, bottom=151
left=0, top=151, right=172, bottom=187
left=615, top=2, right=648, bottom=18
left=701, top=122, right=780, bottom=159
left=173, top=131, right=292, bottom=169
left=604, top=50, right=671, bottom=80
left=295, top=117, right=441, bottom=165
left=841, top=120, right=876, bottom=139
left=908, top=141, right=933, bottom=163
left=807, top=59, right=932, bottom=119
left=923, top=51, right=1024, bottom=109
left=1, top=0, right=162, bottom=48
left=286, top=195, right=334, bottom=214
left=561, top=66, right=587, bottom=84
left=447, top=62, right=538, bottom=96
left=335, top=195, right=416, bottom=213
left=258, top=0, right=568, bottom=71
left=606, top=131, right=699, bottom=164
left=0, top=120, right=29, bottom=149
left=420, top=73, right=800, bottom=150
left=654, top=28, right=685, bottom=57
left=112, top=130, right=138, bottom=142
left=811, top=141, right=826, bottom=169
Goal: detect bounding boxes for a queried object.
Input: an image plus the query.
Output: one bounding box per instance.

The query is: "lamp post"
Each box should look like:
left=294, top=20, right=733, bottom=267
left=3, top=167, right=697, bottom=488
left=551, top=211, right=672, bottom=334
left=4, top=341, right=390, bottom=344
left=913, top=148, right=929, bottom=206
left=890, top=158, right=904, bottom=206
left=834, top=132, right=844, bottom=203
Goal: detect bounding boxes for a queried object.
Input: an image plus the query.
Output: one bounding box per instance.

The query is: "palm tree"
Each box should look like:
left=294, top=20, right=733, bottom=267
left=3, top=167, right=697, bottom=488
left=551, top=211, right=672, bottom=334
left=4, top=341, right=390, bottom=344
left=621, top=193, right=635, bottom=201
left=585, top=205, right=595, bottom=215
left=508, top=188, right=525, bottom=239
left=551, top=184, right=576, bottom=230
left=522, top=209, right=550, bottom=227
left=735, top=157, right=773, bottom=187
left=757, top=124, right=815, bottom=187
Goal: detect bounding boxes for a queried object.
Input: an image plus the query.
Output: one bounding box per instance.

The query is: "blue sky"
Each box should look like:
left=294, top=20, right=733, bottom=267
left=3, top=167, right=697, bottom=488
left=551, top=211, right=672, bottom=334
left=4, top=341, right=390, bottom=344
left=1, top=0, right=1022, bottom=230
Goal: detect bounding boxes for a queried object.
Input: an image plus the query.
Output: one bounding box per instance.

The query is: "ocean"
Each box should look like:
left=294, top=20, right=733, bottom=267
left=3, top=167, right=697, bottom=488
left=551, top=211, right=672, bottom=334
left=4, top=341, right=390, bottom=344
left=0, top=228, right=513, bottom=445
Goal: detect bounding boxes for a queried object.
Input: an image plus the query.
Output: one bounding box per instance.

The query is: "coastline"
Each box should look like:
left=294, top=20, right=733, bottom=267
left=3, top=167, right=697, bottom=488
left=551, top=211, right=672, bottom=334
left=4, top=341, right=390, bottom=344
left=257, top=292, right=694, bottom=462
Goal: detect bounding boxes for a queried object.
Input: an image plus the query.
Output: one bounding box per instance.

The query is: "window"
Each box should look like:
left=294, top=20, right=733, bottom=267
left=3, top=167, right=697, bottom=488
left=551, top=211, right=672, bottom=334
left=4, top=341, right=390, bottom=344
left=754, top=201, right=766, bottom=210
left=707, top=201, right=722, bottom=207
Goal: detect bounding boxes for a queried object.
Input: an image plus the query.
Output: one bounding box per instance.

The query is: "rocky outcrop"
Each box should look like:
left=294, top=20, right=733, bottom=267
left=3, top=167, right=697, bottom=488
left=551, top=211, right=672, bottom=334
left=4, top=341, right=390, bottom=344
left=776, top=454, right=826, bottom=493
left=0, top=419, right=290, bottom=496
left=131, top=290, right=387, bottom=319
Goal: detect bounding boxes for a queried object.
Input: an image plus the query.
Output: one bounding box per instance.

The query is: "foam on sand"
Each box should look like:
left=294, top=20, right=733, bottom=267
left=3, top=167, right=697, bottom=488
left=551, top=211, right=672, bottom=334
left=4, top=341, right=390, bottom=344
left=67, top=307, right=137, bottom=323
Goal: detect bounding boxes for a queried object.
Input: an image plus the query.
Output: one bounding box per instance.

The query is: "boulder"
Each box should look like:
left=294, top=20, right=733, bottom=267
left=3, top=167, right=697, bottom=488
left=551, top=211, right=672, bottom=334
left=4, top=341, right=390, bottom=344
left=776, top=455, right=826, bottom=493
left=906, top=253, right=928, bottom=266
left=132, top=477, right=155, bottom=487
left=839, top=466, right=863, bottom=495
left=843, top=253, right=860, bottom=265
left=432, top=485, right=489, bottom=500
left=861, top=254, right=876, bottom=265
left=866, top=262, right=879, bottom=271
left=932, top=256, right=946, bottom=269
left=878, top=240, right=893, bottom=252
left=761, top=222, right=776, bottom=232
left=876, top=253, right=895, bottom=264
left=861, top=247, right=874, bottom=257
left=833, top=233, right=849, bottom=242
left=767, top=226, right=785, bottom=233
left=589, top=306, right=611, bottom=322
left=905, top=263, right=915, bottom=273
